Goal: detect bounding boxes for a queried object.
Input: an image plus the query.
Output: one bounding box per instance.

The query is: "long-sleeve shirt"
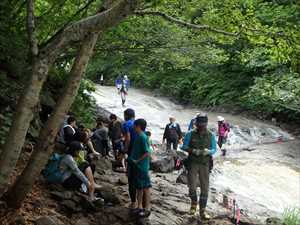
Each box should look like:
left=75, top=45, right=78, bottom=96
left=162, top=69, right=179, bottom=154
left=60, top=154, right=89, bottom=186
left=182, top=131, right=217, bottom=156
left=163, top=123, right=182, bottom=140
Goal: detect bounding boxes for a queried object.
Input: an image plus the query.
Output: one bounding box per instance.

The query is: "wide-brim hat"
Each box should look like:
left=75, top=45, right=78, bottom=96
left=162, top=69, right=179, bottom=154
left=217, top=116, right=225, bottom=122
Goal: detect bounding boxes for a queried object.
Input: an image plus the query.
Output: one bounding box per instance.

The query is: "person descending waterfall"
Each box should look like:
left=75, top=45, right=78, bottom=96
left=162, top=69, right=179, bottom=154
left=217, top=116, right=230, bottom=156
left=119, top=75, right=130, bottom=106
left=163, top=116, right=183, bottom=151
left=122, top=108, right=137, bottom=208
left=182, top=113, right=217, bottom=221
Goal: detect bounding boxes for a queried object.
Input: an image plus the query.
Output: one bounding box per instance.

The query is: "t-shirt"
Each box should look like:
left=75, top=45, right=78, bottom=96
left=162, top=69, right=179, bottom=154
left=131, top=132, right=150, bottom=172
left=122, top=119, right=136, bottom=155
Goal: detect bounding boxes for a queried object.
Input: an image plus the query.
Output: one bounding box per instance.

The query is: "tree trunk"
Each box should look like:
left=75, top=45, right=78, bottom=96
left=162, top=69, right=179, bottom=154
left=0, top=58, right=49, bottom=195
left=6, top=33, right=100, bottom=208
left=0, top=0, right=136, bottom=198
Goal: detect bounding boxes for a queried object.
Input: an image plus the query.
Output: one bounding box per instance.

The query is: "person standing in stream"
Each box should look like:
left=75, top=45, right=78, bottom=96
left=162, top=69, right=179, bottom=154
left=182, top=113, right=217, bottom=221
left=163, top=116, right=183, bottom=151
left=122, top=108, right=137, bottom=208
left=217, top=116, right=230, bottom=156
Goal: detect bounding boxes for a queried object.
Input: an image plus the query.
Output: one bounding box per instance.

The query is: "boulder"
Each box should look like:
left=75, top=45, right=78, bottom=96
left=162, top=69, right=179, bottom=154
left=61, top=200, right=81, bottom=212
left=75, top=218, right=90, bottom=225
left=50, top=191, right=73, bottom=201
left=150, top=155, right=175, bottom=173
left=13, top=216, right=26, bottom=225
left=176, top=171, right=188, bottom=184
left=35, top=216, right=62, bottom=225
left=118, top=176, right=128, bottom=185
left=94, top=157, right=112, bottom=173
left=99, top=190, right=121, bottom=205
left=266, top=217, right=282, bottom=225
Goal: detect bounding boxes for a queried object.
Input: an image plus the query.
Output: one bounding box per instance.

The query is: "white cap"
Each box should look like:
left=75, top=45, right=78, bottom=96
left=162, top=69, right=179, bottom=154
left=217, top=116, right=225, bottom=122
left=124, top=75, right=128, bottom=79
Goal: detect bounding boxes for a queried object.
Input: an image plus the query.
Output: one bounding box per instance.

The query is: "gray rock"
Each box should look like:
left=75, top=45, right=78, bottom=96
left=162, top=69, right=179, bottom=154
left=35, top=216, right=61, bottom=225
left=118, top=176, right=128, bottom=185
left=176, top=171, right=188, bottom=184
left=151, top=155, right=175, bottom=173
left=75, top=218, right=90, bottom=225
left=61, top=200, right=81, bottom=212
left=94, top=157, right=112, bottom=172
left=50, top=191, right=73, bottom=201
left=14, top=215, right=26, bottom=225
left=266, top=217, right=282, bottom=225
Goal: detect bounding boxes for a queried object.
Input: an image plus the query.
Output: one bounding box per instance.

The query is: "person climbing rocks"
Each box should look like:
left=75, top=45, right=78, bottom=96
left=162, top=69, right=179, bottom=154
left=163, top=116, right=183, bottom=151
left=182, top=113, right=217, bottom=221
left=108, top=114, right=124, bottom=159
left=217, top=116, right=230, bottom=156
left=93, top=121, right=110, bottom=157
left=122, top=108, right=137, bottom=208
left=128, top=119, right=151, bottom=218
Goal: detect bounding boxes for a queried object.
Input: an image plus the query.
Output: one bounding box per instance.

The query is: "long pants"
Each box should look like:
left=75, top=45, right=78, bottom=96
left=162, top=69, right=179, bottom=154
left=167, top=139, right=178, bottom=150
left=187, top=163, right=210, bottom=209
left=127, top=163, right=136, bottom=203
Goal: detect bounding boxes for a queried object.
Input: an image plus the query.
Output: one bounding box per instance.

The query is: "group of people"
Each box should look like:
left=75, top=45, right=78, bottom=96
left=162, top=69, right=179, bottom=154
left=45, top=106, right=230, bottom=221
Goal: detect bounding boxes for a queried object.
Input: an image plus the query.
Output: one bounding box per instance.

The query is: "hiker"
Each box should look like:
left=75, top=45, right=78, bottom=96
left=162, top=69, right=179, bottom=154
left=120, top=75, right=130, bottom=106
left=182, top=113, right=217, bottom=220
left=93, top=121, right=110, bottom=157
left=115, top=75, right=122, bottom=92
left=163, top=116, right=182, bottom=151
left=217, top=116, right=230, bottom=156
left=100, top=74, right=104, bottom=86
left=188, top=112, right=201, bottom=131
left=60, top=141, right=100, bottom=201
left=123, top=108, right=137, bottom=208
left=128, top=119, right=151, bottom=217
left=63, top=116, right=77, bottom=146
left=108, top=114, right=124, bottom=159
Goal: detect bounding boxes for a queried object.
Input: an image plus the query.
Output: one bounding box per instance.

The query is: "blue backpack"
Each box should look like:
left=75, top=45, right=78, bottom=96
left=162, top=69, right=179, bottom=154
left=42, top=153, right=64, bottom=183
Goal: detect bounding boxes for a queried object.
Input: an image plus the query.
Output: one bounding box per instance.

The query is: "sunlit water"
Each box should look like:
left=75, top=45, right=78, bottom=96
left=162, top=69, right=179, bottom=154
left=92, top=85, right=300, bottom=221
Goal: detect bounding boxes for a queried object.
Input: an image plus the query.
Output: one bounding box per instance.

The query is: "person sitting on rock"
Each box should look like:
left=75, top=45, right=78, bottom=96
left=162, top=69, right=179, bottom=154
left=63, top=116, right=77, bottom=146
left=163, top=116, right=183, bottom=151
left=182, top=113, right=217, bottom=221
left=128, top=119, right=151, bottom=218
left=60, top=141, right=101, bottom=201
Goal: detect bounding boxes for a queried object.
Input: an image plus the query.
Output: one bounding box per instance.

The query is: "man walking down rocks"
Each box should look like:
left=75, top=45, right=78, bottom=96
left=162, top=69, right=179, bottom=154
left=182, top=113, right=217, bottom=221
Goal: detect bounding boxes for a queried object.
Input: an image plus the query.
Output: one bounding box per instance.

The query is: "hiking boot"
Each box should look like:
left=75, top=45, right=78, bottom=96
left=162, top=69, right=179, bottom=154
left=189, top=204, right=197, bottom=215
left=200, top=210, right=210, bottom=220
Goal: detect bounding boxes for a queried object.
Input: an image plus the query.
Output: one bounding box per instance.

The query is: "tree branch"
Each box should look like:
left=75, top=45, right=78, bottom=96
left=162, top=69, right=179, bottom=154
left=40, top=0, right=136, bottom=62
left=135, top=11, right=239, bottom=37
left=26, top=0, right=38, bottom=56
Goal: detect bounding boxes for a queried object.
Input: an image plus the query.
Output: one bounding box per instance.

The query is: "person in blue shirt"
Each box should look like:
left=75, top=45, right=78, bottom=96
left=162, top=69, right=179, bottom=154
left=128, top=118, right=151, bottom=217
left=122, top=108, right=137, bottom=208
left=182, top=113, right=217, bottom=220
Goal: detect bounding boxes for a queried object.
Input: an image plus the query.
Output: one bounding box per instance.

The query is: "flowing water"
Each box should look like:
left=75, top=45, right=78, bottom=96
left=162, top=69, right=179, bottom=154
left=92, top=85, right=300, bottom=222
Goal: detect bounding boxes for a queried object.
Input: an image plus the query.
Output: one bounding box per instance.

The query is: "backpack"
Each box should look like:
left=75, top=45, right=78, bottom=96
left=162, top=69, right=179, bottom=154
left=42, top=153, right=64, bottom=183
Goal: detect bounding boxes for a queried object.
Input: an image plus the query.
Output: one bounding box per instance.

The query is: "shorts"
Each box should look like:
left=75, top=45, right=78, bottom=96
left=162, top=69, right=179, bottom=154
left=62, top=162, right=91, bottom=190
left=135, top=171, right=152, bottom=190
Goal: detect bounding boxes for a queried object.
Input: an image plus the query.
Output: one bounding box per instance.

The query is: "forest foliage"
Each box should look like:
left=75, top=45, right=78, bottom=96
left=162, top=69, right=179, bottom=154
left=0, top=0, right=299, bottom=133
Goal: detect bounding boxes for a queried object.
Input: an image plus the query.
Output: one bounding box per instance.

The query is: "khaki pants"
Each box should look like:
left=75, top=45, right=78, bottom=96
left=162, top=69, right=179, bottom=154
left=187, top=163, right=209, bottom=209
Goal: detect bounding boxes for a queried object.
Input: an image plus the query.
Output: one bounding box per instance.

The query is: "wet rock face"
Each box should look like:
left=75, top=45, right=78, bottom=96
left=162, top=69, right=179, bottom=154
left=265, top=217, right=282, bottom=225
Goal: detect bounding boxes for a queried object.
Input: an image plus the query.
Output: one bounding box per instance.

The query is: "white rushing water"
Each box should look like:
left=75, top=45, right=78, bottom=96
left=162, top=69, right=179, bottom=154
left=92, top=85, right=300, bottom=221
